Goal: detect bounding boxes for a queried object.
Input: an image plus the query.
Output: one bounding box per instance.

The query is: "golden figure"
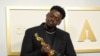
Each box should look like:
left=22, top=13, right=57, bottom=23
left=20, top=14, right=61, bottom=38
left=34, top=33, right=55, bottom=56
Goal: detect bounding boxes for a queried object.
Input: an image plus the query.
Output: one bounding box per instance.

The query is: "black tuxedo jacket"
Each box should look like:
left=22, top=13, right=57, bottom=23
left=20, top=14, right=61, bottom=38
left=20, top=23, right=76, bottom=56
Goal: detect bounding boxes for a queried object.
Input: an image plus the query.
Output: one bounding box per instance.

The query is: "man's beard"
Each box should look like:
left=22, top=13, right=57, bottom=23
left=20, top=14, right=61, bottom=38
left=45, top=23, right=56, bottom=31
left=46, top=24, right=54, bottom=29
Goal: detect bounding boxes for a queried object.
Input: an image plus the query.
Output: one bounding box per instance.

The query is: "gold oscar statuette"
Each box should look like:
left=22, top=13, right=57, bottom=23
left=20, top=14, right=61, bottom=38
left=34, top=33, right=55, bottom=56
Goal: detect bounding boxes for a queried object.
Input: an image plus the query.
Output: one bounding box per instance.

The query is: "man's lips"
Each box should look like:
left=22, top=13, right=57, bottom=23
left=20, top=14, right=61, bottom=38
left=48, top=21, right=53, bottom=25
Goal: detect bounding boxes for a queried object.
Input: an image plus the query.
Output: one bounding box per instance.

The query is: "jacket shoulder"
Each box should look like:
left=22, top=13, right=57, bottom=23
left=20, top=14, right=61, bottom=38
left=57, top=28, right=69, bottom=35
left=25, top=26, right=40, bottom=32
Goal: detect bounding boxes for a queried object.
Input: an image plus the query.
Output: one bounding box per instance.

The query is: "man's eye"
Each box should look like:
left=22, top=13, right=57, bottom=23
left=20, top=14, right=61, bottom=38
left=50, top=15, right=54, bottom=17
left=56, top=19, right=59, bottom=21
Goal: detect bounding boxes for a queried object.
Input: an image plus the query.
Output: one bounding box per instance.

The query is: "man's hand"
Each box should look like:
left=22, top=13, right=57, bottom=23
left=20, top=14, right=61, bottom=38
left=41, top=44, right=51, bottom=53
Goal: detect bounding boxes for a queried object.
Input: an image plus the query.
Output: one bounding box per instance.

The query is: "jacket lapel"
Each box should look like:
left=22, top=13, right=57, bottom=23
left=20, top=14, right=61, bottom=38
left=39, top=30, right=51, bottom=45
left=52, top=29, right=66, bottom=54
left=52, top=29, right=61, bottom=51
left=36, top=24, right=51, bottom=46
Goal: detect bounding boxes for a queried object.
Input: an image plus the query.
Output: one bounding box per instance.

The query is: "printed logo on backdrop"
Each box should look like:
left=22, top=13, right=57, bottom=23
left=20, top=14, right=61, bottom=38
left=78, top=19, right=96, bottom=42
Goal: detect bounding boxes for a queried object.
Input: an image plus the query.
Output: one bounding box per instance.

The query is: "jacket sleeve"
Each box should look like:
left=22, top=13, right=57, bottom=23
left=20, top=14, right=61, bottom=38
left=64, top=33, right=77, bottom=56
left=20, top=29, right=42, bottom=56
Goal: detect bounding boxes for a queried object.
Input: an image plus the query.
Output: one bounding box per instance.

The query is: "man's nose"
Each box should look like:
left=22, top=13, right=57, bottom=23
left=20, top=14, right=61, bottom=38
left=50, top=17, right=55, bottom=21
left=49, top=18, right=55, bottom=23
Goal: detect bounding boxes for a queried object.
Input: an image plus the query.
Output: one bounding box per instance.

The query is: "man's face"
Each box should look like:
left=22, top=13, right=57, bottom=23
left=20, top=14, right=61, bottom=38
left=46, top=10, right=62, bottom=28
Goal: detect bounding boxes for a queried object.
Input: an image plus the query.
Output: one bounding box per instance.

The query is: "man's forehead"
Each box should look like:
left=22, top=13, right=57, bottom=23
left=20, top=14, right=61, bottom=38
left=51, top=10, right=61, bottom=15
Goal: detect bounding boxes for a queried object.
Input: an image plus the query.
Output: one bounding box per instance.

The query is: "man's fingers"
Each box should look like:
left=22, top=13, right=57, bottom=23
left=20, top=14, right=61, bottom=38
left=41, top=44, right=51, bottom=53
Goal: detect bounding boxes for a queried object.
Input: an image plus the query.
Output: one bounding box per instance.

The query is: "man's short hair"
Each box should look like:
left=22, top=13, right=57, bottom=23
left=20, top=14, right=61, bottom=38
left=50, top=5, right=66, bottom=19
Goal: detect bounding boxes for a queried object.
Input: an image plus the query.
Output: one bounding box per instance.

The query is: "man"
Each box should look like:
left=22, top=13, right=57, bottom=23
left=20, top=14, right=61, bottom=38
left=20, top=5, right=76, bottom=56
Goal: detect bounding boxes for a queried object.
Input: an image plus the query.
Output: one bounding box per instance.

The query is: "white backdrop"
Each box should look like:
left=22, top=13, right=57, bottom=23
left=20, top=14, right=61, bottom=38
left=67, top=10, right=100, bottom=51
